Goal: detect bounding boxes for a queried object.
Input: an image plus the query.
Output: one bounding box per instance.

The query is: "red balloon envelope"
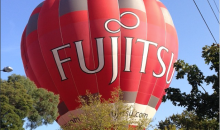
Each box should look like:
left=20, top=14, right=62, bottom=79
left=21, top=0, right=178, bottom=126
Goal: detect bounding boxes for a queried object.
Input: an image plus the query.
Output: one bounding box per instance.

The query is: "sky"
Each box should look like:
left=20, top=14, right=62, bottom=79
left=1, top=0, right=219, bottom=130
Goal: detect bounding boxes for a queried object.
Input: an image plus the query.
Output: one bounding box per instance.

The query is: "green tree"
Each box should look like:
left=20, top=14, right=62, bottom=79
left=1, top=79, right=33, bottom=130
left=157, top=110, right=218, bottom=130
left=162, top=43, right=219, bottom=121
left=62, top=88, right=153, bottom=130
left=0, top=74, right=60, bottom=130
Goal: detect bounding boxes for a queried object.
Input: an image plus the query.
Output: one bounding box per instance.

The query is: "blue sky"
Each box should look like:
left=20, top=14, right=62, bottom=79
left=1, top=0, right=219, bottom=130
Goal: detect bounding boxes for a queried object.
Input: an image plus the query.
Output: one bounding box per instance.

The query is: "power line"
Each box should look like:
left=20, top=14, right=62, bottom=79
left=206, top=0, right=219, bottom=24
left=192, top=0, right=217, bottom=43
left=213, top=0, right=220, bottom=13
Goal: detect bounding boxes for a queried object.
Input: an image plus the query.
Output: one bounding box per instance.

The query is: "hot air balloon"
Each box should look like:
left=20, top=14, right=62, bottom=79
left=21, top=0, right=178, bottom=127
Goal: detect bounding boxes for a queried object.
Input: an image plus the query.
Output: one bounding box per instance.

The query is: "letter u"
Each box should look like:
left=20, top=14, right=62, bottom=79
left=74, top=38, right=104, bottom=74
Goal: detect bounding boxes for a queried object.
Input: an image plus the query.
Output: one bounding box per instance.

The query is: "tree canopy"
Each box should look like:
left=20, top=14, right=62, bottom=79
left=159, top=43, right=219, bottom=129
left=157, top=110, right=218, bottom=130
left=0, top=74, right=60, bottom=130
left=62, top=88, right=153, bottom=130
left=162, top=43, right=219, bottom=121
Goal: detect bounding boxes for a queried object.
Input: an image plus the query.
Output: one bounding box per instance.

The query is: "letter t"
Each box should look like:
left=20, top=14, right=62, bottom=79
left=136, top=39, right=157, bottom=73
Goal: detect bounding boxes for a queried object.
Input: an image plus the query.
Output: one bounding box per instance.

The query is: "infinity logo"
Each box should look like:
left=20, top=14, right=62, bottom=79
left=104, top=12, right=140, bottom=33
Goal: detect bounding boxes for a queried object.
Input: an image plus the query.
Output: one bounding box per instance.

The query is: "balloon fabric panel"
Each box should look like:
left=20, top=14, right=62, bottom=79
left=21, top=29, right=41, bottom=88
left=135, top=0, right=165, bottom=108
left=86, top=0, right=121, bottom=100
left=154, top=0, right=179, bottom=110
left=25, top=1, right=65, bottom=117
left=37, top=0, right=79, bottom=111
